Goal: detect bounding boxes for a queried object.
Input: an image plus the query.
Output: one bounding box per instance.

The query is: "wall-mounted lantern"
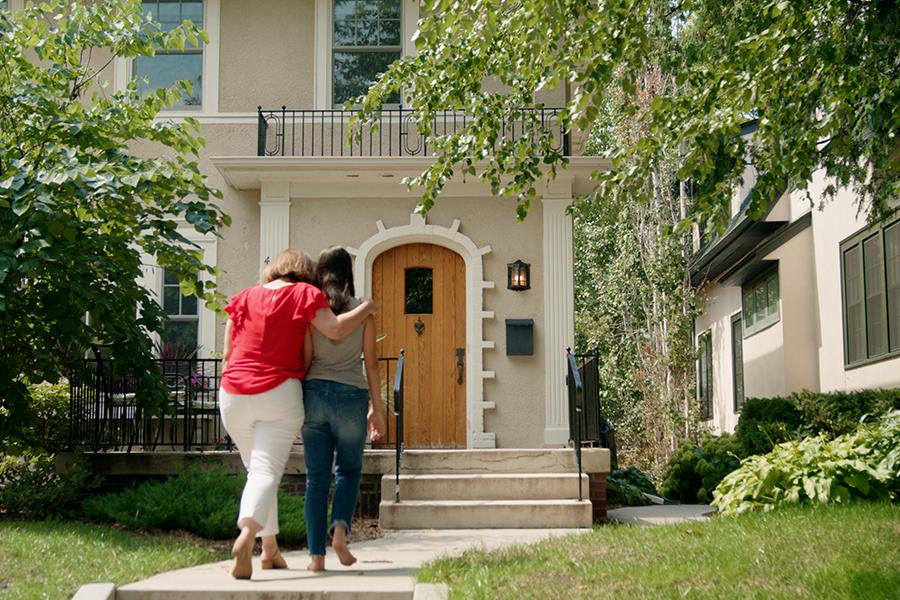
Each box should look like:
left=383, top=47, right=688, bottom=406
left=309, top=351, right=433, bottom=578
left=507, top=259, right=531, bottom=291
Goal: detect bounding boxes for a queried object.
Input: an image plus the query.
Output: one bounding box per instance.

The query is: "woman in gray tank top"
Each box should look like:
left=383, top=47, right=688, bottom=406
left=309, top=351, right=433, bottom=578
left=301, top=246, right=386, bottom=572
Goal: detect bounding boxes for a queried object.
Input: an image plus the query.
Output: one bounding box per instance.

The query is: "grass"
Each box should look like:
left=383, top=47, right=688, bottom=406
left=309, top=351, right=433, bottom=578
left=418, top=503, right=900, bottom=599
left=0, top=519, right=229, bottom=600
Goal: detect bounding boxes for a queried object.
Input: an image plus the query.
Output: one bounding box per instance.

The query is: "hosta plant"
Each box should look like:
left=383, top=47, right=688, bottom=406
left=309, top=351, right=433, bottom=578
left=712, top=411, right=899, bottom=515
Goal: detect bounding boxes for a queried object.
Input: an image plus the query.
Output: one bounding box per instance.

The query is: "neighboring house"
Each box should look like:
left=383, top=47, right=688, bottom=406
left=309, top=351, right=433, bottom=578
left=690, top=121, right=900, bottom=434
left=6, top=0, right=603, bottom=449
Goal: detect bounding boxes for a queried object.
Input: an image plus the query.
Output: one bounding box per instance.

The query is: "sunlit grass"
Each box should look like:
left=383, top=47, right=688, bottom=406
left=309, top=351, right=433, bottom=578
left=0, top=520, right=229, bottom=600
left=419, top=503, right=900, bottom=599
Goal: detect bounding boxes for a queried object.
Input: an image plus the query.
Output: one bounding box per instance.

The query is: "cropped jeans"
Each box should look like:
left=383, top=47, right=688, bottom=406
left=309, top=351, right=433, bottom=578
left=301, top=378, right=369, bottom=556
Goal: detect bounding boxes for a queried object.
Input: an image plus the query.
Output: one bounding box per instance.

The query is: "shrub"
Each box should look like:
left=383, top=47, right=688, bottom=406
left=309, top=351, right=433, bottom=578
left=712, top=411, right=900, bottom=515
left=660, top=433, right=744, bottom=504
left=2, top=381, right=71, bottom=454
left=83, top=467, right=307, bottom=543
left=607, top=467, right=657, bottom=506
left=0, top=453, right=98, bottom=519
left=736, top=397, right=802, bottom=456
left=792, top=388, right=900, bottom=438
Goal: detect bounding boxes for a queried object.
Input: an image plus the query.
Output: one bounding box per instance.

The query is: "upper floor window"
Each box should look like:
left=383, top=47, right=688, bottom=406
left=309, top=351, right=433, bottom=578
left=697, top=330, right=713, bottom=420
left=841, top=215, right=900, bottom=367
left=742, top=267, right=779, bottom=336
left=160, top=269, right=199, bottom=356
left=0, top=2, right=8, bottom=11
left=332, top=0, right=401, bottom=106
left=135, top=1, right=204, bottom=110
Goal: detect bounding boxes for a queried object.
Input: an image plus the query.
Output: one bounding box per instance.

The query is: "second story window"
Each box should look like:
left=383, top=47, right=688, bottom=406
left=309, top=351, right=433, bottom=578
left=333, top=0, right=401, bottom=106
left=742, top=267, right=779, bottom=336
left=135, top=1, right=204, bottom=110
left=841, top=215, right=900, bottom=367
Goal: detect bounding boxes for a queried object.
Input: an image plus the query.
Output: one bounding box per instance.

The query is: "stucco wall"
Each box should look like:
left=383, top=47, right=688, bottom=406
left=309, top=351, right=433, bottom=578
left=219, top=0, right=315, bottom=112
left=694, top=284, right=742, bottom=434
left=281, top=194, right=547, bottom=448
left=808, top=178, right=900, bottom=392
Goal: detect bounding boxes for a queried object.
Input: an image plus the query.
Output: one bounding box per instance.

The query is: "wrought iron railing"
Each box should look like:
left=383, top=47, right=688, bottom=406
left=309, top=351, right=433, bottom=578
left=257, top=107, right=570, bottom=157
left=392, top=349, right=405, bottom=502
left=567, top=350, right=617, bottom=471
left=68, top=357, right=226, bottom=452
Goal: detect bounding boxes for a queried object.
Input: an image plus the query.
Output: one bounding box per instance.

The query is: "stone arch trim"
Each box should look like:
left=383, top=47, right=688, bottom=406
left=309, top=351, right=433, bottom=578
left=348, top=213, right=496, bottom=449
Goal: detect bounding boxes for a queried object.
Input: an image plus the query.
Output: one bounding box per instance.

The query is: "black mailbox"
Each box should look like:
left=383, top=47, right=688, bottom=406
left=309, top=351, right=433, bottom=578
left=506, top=319, right=534, bottom=356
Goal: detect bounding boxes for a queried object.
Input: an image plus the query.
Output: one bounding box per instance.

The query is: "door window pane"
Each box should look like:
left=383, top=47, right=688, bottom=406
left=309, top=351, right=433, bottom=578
left=844, top=246, right=865, bottom=364
left=404, top=268, right=433, bottom=314
left=863, top=235, right=887, bottom=357
left=885, top=223, right=900, bottom=352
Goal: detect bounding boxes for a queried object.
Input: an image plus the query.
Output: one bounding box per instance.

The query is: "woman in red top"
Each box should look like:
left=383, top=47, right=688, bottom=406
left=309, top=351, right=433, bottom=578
left=219, top=249, right=374, bottom=580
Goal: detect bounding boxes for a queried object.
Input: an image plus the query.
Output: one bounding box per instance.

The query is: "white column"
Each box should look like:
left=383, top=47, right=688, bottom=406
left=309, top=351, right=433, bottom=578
left=542, top=181, right=575, bottom=446
left=259, top=181, right=292, bottom=272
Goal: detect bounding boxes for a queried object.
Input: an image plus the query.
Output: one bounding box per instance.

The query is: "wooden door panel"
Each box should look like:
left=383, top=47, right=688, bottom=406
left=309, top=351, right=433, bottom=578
left=373, top=243, right=465, bottom=448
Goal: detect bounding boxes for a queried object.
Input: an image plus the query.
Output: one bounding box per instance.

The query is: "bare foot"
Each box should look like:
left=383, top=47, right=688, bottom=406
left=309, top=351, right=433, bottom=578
left=307, top=555, right=325, bottom=572
left=230, top=529, right=254, bottom=579
left=332, top=525, right=357, bottom=567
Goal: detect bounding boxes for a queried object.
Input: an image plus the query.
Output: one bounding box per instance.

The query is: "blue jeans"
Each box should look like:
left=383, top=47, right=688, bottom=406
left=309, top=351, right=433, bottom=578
left=301, top=378, right=369, bottom=556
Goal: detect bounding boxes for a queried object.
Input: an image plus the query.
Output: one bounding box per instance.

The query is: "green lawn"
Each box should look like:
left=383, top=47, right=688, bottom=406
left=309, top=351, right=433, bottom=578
left=419, top=503, right=900, bottom=599
left=0, top=520, right=229, bottom=600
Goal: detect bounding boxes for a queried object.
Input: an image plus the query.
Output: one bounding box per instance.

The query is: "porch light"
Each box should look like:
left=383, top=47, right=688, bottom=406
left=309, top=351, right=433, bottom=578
left=507, top=260, right=531, bottom=291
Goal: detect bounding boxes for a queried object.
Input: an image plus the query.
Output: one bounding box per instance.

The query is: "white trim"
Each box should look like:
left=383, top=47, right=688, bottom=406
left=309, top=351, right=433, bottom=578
left=203, top=0, right=221, bottom=114
left=350, top=212, right=497, bottom=449
left=541, top=178, right=576, bottom=446
left=259, top=181, right=292, bottom=274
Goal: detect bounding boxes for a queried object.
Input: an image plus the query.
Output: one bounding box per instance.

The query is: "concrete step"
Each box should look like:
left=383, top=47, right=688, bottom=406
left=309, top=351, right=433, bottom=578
left=380, top=472, right=589, bottom=501
left=392, top=448, right=609, bottom=474
left=379, top=499, right=593, bottom=529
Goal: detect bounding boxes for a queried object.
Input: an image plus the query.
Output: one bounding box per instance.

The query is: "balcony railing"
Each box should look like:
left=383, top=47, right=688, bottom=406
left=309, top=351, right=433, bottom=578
left=257, top=107, right=570, bottom=158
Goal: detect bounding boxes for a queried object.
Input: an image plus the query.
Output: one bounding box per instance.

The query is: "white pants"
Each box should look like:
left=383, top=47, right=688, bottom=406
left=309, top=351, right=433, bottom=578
left=219, top=378, right=303, bottom=538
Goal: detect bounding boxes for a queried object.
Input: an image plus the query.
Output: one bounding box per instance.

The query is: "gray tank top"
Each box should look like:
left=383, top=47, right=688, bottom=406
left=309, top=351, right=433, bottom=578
left=305, top=297, right=367, bottom=389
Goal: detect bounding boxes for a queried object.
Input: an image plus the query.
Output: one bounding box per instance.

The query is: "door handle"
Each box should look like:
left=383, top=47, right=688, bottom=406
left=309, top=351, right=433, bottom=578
left=456, top=348, right=465, bottom=384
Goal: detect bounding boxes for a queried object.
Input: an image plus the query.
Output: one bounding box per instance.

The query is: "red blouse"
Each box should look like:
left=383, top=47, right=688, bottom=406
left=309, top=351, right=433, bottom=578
left=221, top=282, right=329, bottom=395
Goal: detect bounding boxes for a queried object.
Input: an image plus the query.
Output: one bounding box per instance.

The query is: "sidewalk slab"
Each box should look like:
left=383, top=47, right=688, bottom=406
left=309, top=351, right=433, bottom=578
left=607, top=504, right=716, bottom=526
left=117, top=529, right=584, bottom=600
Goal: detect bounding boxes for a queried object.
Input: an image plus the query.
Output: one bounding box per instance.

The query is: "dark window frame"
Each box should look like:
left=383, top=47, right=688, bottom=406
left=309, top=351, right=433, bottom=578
left=840, top=213, right=900, bottom=368
left=742, top=266, right=780, bottom=336
left=697, top=330, right=713, bottom=421
left=731, top=312, right=744, bottom=412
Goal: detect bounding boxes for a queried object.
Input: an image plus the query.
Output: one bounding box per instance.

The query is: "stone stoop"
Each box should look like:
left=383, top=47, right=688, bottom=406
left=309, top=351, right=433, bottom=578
left=378, top=449, right=606, bottom=529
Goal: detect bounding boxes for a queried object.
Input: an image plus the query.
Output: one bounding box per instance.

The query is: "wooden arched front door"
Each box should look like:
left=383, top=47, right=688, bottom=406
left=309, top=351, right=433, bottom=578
left=372, top=243, right=466, bottom=448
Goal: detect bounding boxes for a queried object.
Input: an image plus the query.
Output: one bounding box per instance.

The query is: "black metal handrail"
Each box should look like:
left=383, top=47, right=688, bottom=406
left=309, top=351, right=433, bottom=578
left=569, top=351, right=617, bottom=468
left=257, top=106, right=570, bottom=157
left=392, top=349, right=405, bottom=502
left=566, top=348, right=585, bottom=501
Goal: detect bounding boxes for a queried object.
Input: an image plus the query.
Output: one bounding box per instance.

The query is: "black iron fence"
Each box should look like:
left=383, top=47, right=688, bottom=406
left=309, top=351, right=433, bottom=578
left=567, top=350, right=617, bottom=465
left=69, top=358, right=226, bottom=452
left=68, top=356, right=404, bottom=453
left=257, top=107, right=570, bottom=157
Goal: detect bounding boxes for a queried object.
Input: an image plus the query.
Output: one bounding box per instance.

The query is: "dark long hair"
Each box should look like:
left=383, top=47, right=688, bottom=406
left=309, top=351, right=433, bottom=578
left=316, top=246, right=356, bottom=315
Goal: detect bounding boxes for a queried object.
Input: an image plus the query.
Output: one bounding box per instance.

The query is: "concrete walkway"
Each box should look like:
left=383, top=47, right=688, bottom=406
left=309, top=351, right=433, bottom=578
left=607, top=504, right=715, bottom=526
left=113, top=528, right=586, bottom=600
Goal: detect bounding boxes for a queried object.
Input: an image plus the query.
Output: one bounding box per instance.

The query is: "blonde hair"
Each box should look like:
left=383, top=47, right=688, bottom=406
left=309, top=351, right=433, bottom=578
left=262, top=249, right=316, bottom=284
